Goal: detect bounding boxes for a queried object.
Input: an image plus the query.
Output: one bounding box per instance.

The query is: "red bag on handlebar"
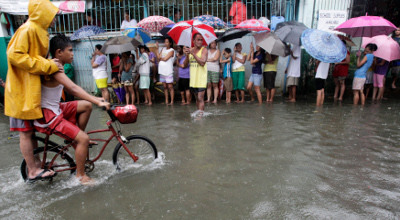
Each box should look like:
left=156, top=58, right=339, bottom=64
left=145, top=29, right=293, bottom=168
left=111, top=105, right=138, bottom=124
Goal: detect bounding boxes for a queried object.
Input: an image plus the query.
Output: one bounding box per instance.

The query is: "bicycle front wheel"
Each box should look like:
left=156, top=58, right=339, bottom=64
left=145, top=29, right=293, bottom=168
left=112, top=135, right=158, bottom=171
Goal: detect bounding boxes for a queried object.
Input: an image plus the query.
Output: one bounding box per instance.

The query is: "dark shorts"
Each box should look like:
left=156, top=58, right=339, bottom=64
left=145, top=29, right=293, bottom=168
left=190, top=87, right=206, bottom=94
left=112, top=72, right=119, bottom=80
left=315, top=78, right=326, bottom=90
left=179, top=78, right=190, bottom=91
left=263, top=71, right=277, bottom=89
left=10, top=117, right=34, bottom=132
left=34, top=101, right=80, bottom=142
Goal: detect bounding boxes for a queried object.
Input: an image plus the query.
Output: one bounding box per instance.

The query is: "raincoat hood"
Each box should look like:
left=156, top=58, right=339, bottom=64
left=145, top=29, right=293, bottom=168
left=28, top=0, right=59, bottom=29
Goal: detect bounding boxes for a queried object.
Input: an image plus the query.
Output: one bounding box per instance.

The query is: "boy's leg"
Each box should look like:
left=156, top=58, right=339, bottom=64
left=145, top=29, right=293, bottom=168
left=73, top=130, right=92, bottom=182
left=101, top=88, right=110, bottom=102
left=75, top=100, right=92, bottom=131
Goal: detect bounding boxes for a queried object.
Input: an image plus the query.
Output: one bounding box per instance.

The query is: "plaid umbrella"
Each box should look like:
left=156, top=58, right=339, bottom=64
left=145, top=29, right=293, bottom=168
left=122, top=27, right=151, bottom=44
left=192, top=15, right=227, bottom=29
left=234, top=18, right=270, bottom=32
left=301, top=29, right=347, bottom=63
left=275, top=21, right=308, bottom=46
left=138, top=16, right=174, bottom=33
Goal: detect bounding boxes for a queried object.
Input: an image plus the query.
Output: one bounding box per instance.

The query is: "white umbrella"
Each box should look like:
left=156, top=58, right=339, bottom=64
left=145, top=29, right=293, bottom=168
left=100, top=36, right=140, bottom=54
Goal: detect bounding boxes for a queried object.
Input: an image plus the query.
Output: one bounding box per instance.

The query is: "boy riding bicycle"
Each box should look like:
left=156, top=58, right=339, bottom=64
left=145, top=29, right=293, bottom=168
left=34, top=34, right=109, bottom=185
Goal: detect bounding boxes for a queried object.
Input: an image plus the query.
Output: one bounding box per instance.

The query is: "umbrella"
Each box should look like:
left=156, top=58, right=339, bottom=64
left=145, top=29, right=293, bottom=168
left=253, top=32, right=290, bottom=57
left=301, top=29, right=347, bottom=63
left=122, top=27, right=151, bottom=44
left=336, top=34, right=356, bottom=47
left=167, top=20, right=217, bottom=47
left=70, top=25, right=106, bottom=50
left=361, top=35, right=400, bottom=62
left=234, top=18, right=270, bottom=32
left=138, top=16, right=174, bottom=33
left=100, top=36, right=140, bottom=54
left=275, top=21, right=308, bottom=46
left=160, top=24, right=175, bottom=37
left=112, top=83, right=126, bottom=103
left=216, top=28, right=251, bottom=42
left=335, top=13, right=397, bottom=37
left=192, top=15, right=227, bottom=29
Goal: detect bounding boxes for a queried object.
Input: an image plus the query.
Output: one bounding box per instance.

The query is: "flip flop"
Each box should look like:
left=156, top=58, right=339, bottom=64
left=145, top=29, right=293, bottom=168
left=27, top=169, right=57, bottom=183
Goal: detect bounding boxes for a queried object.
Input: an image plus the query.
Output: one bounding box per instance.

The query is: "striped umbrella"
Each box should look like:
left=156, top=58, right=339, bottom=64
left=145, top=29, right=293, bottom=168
left=234, top=18, right=270, bottom=32
left=167, top=20, right=217, bottom=47
left=138, top=16, right=174, bottom=33
left=122, top=27, right=151, bottom=44
left=192, top=15, right=227, bottom=29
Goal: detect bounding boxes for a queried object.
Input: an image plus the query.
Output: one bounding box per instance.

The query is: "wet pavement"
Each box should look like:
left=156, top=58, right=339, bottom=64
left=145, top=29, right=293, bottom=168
left=1, top=97, right=400, bottom=219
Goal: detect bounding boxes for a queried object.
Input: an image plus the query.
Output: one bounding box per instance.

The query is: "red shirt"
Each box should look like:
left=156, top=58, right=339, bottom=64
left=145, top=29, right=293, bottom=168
left=229, top=1, right=247, bottom=25
left=333, top=51, right=350, bottom=77
left=112, top=56, right=120, bottom=73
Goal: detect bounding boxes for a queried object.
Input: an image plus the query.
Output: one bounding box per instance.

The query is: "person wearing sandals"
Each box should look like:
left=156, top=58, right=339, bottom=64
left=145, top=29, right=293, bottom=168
left=206, top=41, right=221, bottom=104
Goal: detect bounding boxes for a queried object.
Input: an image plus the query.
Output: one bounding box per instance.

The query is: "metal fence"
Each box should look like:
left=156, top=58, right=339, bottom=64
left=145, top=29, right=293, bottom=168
left=21, top=0, right=297, bottom=35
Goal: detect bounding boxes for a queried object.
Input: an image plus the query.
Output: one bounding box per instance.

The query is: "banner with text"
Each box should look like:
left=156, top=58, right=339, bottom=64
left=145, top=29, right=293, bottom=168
left=317, top=10, right=347, bottom=32
left=0, top=0, right=85, bottom=15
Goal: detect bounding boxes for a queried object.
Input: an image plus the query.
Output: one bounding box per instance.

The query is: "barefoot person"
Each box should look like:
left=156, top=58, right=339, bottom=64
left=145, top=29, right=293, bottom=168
left=333, top=42, right=350, bottom=101
left=5, top=0, right=62, bottom=182
left=220, top=48, right=233, bottom=103
left=176, top=46, right=191, bottom=105
left=232, top=43, right=247, bottom=103
left=206, top=41, right=221, bottom=104
left=353, top=43, right=377, bottom=105
left=391, top=27, right=400, bottom=89
left=246, top=43, right=265, bottom=104
left=184, top=33, right=208, bottom=113
left=91, top=44, right=110, bottom=102
left=315, top=60, right=330, bottom=106
left=263, top=52, right=279, bottom=103
left=285, top=45, right=301, bottom=102
left=156, top=38, right=175, bottom=105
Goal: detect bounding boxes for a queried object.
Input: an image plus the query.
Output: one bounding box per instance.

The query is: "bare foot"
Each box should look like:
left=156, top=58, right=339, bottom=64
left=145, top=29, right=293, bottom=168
left=247, top=100, right=254, bottom=103
left=211, top=100, right=217, bottom=104
left=181, top=102, right=187, bottom=105
left=205, top=100, right=210, bottom=103
left=226, top=101, right=231, bottom=103
left=146, top=102, right=153, bottom=105
left=238, top=100, right=244, bottom=103
left=78, top=175, right=97, bottom=186
left=287, top=99, right=296, bottom=102
left=234, top=100, right=240, bottom=103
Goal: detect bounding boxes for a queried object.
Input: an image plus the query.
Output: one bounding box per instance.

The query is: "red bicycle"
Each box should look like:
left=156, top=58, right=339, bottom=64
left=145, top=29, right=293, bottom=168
left=20, top=105, right=158, bottom=181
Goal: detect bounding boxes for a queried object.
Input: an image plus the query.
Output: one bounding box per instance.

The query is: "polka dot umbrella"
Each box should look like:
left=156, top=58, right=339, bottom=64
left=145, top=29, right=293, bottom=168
left=138, top=16, right=174, bottom=33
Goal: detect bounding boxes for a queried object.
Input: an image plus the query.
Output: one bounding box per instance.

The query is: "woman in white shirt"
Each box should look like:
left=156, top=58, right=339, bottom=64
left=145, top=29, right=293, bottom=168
left=206, top=41, right=221, bottom=104
left=121, top=10, right=137, bottom=31
left=156, top=38, right=175, bottom=105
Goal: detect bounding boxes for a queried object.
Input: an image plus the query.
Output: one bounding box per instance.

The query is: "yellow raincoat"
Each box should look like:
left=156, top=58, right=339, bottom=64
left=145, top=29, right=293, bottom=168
left=4, top=0, right=59, bottom=120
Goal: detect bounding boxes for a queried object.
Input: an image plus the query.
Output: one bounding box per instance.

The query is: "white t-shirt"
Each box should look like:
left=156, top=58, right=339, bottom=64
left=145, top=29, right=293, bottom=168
left=316, top=62, right=330, bottom=79
left=92, top=55, right=108, bottom=79
left=158, top=48, right=175, bottom=76
left=287, top=45, right=301, bottom=77
left=121, top=19, right=138, bottom=29
left=138, top=53, right=150, bottom=76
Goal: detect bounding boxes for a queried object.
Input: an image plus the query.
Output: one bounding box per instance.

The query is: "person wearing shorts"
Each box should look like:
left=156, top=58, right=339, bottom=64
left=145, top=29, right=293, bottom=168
left=246, top=43, right=264, bottom=104
left=333, top=46, right=350, bottom=101
left=285, top=45, right=301, bottom=102
left=220, top=48, right=233, bottom=103
left=353, top=43, right=377, bottom=105
left=137, top=45, right=152, bottom=105
left=176, top=46, right=191, bottom=105
left=206, top=41, right=220, bottom=103
left=91, top=44, right=110, bottom=102
left=315, top=61, right=330, bottom=106
left=232, top=43, right=247, bottom=102
left=120, top=51, right=135, bottom=105
left=364, top=65, right=375, bottom=99
left=263, top=52, right=279, bottom=102
left=372, top=58, right=389, bottom=100
left=111, top=53, right=121, bottom=83
left=156, top=38, right=175, bottom=105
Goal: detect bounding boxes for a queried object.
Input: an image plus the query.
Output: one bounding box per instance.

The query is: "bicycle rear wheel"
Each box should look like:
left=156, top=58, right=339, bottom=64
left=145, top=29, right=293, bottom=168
left=20, top=147, right=76, bottom=181
left=112, top=135, right=158, bottom=171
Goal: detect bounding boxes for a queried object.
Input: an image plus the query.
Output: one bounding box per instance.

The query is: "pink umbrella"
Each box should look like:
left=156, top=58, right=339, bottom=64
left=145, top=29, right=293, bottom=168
left=138, top=16, right=174, bottom=33
left=234, top=18, right=270, bottom=32
left=335, top=13, right=396, bottom=37
left=167, top=20, right=217, bottom=47
left=361, top=35, right=400, bottom=61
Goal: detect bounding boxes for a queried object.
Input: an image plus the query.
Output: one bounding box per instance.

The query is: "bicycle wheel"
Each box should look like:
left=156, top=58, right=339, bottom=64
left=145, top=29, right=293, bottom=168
left=20, top=147, right=76, bottom=181
left=112, top=135, right=158, bottom=171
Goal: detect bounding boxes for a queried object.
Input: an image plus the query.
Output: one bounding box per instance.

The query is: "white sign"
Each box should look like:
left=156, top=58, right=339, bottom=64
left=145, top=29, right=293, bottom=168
left=0, top=0, right=86, bottom=15
left=317, top=10, right=348, bottom=32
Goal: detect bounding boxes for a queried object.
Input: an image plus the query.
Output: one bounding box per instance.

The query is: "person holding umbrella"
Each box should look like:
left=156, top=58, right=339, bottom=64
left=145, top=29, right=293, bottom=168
left=91, top=44, right=110, bottom=102
left=246, top=42, right=265, bottom=104
left=183, top=33, right=208, bottom=113
left=353, top=43, right=377, bottom=105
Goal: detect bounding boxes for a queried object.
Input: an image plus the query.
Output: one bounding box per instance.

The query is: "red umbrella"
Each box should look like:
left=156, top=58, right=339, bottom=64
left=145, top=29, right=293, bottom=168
left=234, top=18, right=270, bottom=32
left=167, top=20, right=217, bottom=47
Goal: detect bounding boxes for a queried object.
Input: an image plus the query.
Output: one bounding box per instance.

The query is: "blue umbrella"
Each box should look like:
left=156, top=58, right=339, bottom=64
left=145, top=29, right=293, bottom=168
left=300, top=29, right=347, bottom=63
left=160, top=24, right=175, bottom=37
left=122, top=27, right=151, bottom=44
left=192, top=15, right=227, bottom=29
left=70, top=25, right=106, bottom=40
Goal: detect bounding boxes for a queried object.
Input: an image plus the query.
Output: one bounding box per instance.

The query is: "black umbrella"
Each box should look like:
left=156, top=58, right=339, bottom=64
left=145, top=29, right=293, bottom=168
left=160, top=24, right=175, bottom=37
left=216, top=28, right=251, bottom=42
left=274, top=21, right=308, bottom=46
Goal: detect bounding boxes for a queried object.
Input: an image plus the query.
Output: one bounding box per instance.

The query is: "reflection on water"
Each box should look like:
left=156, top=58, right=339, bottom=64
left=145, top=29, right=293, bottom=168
left=1, top=99, right=400, bottom=219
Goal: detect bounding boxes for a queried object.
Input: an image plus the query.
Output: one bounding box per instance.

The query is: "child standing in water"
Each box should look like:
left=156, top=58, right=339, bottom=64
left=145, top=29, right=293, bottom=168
left=232, top=42, right=247, bottom=103
left=353, top=43, right=377, bottom=105
left=220, top=48, right=233, bottom=103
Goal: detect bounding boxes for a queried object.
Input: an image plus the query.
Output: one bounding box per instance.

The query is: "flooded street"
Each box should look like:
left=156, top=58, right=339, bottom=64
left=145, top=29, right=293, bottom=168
left=1, top=98, right=400, bottom=219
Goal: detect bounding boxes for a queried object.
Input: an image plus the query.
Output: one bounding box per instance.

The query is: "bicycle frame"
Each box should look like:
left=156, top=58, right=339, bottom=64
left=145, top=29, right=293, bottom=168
left=42, top=119, right=139, bottom=173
